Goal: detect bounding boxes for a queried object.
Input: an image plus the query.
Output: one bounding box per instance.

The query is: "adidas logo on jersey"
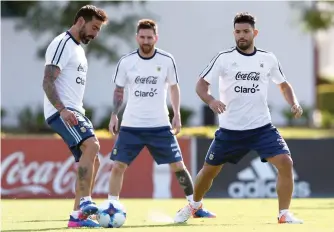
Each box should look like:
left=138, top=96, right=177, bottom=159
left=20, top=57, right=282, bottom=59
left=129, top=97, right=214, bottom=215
left=228, top=157, right=311, bottom=198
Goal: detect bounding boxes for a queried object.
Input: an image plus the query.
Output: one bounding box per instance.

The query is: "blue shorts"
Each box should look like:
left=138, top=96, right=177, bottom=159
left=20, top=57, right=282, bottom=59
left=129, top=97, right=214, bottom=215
left=46, top=108, right=96, bottom=162
left=205, top=123, right=290, bottom=165
left=111, top=126, right=183, bottom=165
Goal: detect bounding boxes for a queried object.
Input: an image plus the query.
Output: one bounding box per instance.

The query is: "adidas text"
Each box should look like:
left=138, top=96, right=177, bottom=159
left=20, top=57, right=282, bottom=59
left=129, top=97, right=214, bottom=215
left=228, top=180, right=311, bottom=198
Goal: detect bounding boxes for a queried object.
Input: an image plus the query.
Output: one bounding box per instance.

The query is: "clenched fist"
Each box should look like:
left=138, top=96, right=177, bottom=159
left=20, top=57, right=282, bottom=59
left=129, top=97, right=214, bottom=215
left=291, top=104, right=303, bottom=119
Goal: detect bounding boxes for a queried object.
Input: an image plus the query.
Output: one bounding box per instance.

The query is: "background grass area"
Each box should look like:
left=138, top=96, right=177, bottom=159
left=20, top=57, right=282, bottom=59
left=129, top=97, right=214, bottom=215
left=1, top=198, right=334, bottom=232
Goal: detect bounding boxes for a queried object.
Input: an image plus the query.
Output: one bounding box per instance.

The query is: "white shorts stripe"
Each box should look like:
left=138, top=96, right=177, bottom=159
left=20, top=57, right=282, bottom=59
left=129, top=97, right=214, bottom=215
left=60, top=117, right=81, bottom=143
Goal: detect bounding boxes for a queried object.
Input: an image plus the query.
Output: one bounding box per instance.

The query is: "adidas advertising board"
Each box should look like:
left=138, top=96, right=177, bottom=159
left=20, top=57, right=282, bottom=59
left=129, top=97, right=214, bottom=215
left=227, top=156, right=310, bottom=198
left=196, top=138, right=334, bottom=198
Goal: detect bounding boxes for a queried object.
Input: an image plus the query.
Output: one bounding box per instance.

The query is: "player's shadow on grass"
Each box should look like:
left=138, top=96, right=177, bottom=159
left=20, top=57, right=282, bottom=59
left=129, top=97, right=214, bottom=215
left=123, top=223, right=240, bottom=228
left=20, top=219, right=67, bottom=223
left=2, top=228, right=68, bottom=232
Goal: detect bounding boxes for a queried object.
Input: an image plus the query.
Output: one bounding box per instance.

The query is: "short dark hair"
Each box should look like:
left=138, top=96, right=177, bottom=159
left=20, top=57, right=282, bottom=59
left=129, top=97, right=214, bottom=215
left=137, top=19, right=157, bottom=34
left=74, top=5, right=108, bottom=24
left=234, top=12, right=256, bottom=28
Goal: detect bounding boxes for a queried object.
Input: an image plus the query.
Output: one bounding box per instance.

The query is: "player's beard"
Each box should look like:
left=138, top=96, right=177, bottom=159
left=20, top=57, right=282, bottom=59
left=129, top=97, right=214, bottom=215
left=79, top=26, right=95, bottom=44
left=236, top=39, right=253, bottom=51
left=140, top=44, right=154, bottom=54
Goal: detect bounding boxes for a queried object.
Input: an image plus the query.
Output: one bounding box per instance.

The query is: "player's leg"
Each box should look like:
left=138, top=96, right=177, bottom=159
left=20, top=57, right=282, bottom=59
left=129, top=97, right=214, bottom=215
left=73, top=155, right=100, bottom=212
left=145, top=127, right=217, bottom=220
left=174, top=128, right=248, bottom=223
left=108, top=160, right=128, bottom=200
left=172, top=160, right=220, bottom=219
left=145, top=127, right=195, bottom=201
left=169, top=161, right=194, bottom=202
left=192, top=162, right=223, bottom=203
left=108, top=127, right=144, bottom=200
left=252, top=124, right=303, bottom=224
left=90, top=156, right=100, bottom=196
left=47, top=112, right=100, bottom=228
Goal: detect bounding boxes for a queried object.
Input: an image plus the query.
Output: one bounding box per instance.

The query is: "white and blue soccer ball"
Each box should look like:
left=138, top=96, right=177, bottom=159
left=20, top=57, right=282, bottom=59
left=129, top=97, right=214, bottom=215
left=96, top=200, right=127, bottom=228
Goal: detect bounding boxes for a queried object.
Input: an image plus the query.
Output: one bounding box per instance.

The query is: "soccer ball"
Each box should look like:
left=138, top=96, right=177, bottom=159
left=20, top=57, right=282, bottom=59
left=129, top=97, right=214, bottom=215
left=96, top=200, right=127, bottom=228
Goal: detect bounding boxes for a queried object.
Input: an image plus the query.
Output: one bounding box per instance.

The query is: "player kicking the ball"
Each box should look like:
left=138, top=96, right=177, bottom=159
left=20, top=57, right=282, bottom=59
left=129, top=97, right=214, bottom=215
left=108, top=19, right=215, bottom=219
left=174, top=12, right=304, bottom=224
left=43, top=5, right=108, bottom=228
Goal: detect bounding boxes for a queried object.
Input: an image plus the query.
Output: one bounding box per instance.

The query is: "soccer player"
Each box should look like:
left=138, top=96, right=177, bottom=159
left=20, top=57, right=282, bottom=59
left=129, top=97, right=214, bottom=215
left=43, top=5, right=108, bottom=228
left=174, top=12, right=304, bottom=224
left=108, top=19, right=215, bottom=218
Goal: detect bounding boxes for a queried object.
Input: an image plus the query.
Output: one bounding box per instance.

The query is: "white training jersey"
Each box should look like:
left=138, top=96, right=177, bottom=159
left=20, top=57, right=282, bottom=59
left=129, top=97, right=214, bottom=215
left=200, top=47, right=286, bottom=130
left=44, top=31, right=88, bottom=119
left=113, top=48, right=178, bottom=128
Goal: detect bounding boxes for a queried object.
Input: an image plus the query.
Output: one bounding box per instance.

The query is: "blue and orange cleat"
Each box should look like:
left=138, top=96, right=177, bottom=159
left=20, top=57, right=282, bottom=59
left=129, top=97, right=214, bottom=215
left=79, top=201, right=99, bottom=220
left=193, top=206, right=216, bottom=218
left=67, top=215, right=100, bottom=228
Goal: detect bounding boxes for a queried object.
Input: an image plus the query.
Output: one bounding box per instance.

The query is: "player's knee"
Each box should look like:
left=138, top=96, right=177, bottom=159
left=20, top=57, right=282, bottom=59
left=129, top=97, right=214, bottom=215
left=112, top=161, right=128, bottom=175
left=89, top=141, right=100, bottom=154
left=169, top=161, right=185, bottom=172
left=82, top=138, right=100, bottom=159
left=272, top=154, right=293, bottom=171
left=202, top=163, right=222, bottom=179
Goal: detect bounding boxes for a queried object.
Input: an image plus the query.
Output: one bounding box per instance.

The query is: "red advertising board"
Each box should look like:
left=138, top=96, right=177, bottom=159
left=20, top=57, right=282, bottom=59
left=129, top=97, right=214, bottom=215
left=1, top=137, right=192, bottom=199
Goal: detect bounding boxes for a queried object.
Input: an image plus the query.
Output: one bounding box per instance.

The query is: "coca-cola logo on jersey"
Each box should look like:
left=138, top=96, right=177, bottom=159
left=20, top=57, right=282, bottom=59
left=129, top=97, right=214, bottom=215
left=1, top=151, right=113, bottom=196
left=135, top=76, right=158, bottom=84
left=235, top=72, right=260, bottom=81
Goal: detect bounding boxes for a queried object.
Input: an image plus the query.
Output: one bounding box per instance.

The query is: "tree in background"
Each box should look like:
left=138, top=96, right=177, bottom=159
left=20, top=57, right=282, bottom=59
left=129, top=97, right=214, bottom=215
left=297, top=1, right=334, bottom=32
left=1, top=1, right=149, bottom=62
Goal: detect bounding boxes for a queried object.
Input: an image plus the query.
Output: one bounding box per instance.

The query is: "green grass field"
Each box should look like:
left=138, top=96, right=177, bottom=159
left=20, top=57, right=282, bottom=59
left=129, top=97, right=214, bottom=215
left=1, top=199, right=334, bottom=232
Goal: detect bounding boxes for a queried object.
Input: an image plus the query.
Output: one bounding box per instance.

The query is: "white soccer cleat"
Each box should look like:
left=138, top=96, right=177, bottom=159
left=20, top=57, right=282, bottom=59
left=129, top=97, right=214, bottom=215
left=174, top=204, right=192, bottom=223
left=278, top=211, right=303, bottom=224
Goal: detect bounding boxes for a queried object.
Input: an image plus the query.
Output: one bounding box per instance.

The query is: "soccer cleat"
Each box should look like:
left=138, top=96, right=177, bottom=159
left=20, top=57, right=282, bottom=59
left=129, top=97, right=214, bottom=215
left=174, top=203, right=216, bottom=223
left=174, top=204, right=192, bottom=223
left=79, top=201, right=99, bottom=220
left=193, top=206, right=216, bottom=218
left=278, top=211, right=303, bottom=224
left=67, top=215, right=101, bottom=228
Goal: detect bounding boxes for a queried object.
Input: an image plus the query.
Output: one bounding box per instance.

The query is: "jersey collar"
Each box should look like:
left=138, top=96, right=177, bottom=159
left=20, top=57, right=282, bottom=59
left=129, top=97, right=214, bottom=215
left=236, top=46, right=257, bottom=56
left=66, top=31, right=80, bottom=45
left=137, top=48, right=157, bottom=60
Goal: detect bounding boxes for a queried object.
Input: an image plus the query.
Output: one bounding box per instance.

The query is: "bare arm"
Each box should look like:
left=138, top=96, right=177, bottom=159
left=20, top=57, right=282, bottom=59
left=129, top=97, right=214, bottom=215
left=196, top=78, right=215, bottom=104
left=279, top=81, right=303, bottom=118
left=169, top=84, right=181, bottom=117
left=196, top=78, right=226, bottom=114
left=42, top=65, right=65, bottom=112
left=112, top=85, right=124, bottom=115
left=278, top=81, right=299, bottom=106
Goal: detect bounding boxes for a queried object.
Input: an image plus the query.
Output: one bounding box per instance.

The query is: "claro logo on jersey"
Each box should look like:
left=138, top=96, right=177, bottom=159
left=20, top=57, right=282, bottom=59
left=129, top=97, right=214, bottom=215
left=235, top=84, right=259, bottom=93
left=234, top=71, right=260, bottom=94
left=76, top=77, right=85, bottom=85
left=135, top=88, right=157, bottom=97
left=228, top=157, right=311, bottom=198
